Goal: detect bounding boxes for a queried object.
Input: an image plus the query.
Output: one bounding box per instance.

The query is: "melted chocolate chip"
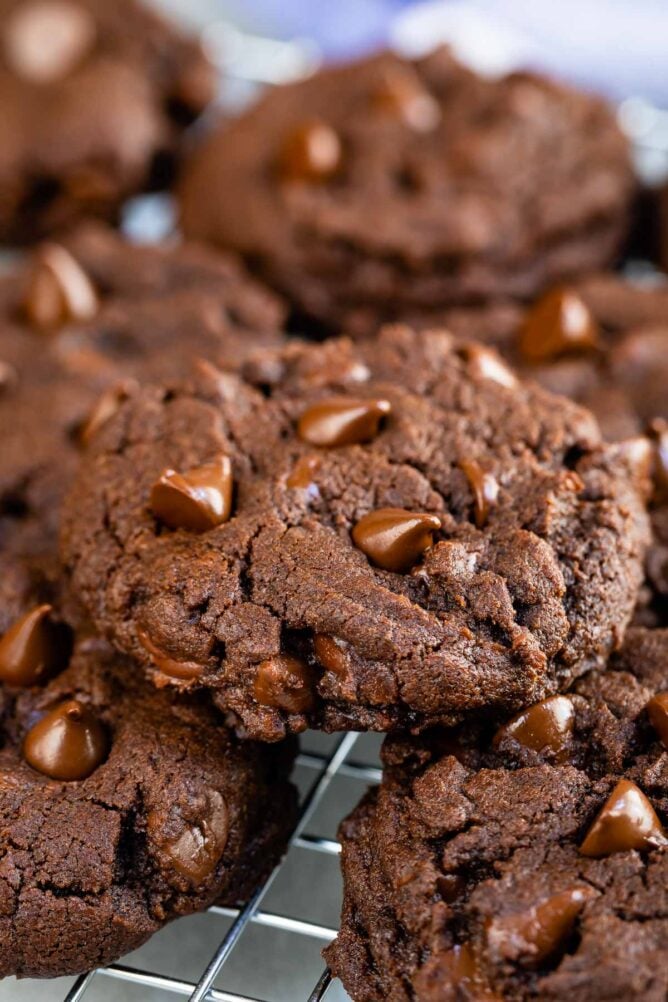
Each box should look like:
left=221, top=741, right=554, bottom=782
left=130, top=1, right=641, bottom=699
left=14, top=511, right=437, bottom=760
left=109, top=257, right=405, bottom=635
left=253, top=655, right=316, bottom=714
left=647, top=692, right=668, bottom=750
left=23, top=699, right=108, bottom=781
left=519, top=287, right=599, bottom=363
left=278, top=120, right=342, bottom=181
left=580, top=779, right=668, bottom=857
left=79, top=380, right=137, bottom=447
left=286, top=454, right=321, bottom=493
left=459, top=458, right=499, bottom=528
left=352, top=507, right=442, bottom=573
left=4, top=0, right=96, bottom=83
left=494, top=695, right=575, bottom=762
left=150, top=455, right=233, bottom=532
left=486, top=887, right=592, bottom=967
left=313, top=634, right=349, bottom=676
left=0, top=605, right=72, bottom=687
left=23, top=243, right=98, bottom=330
left=462, top=344, right=517, bottom=388
left=437, top=944, right=499, bottom=1001
left=297, top=396, right=391, bottom=448
left=148, top=789, right=229, bottom=886
left=372, top=66, right=441, bottom=132
left=137, top=630, right=203, bottom=682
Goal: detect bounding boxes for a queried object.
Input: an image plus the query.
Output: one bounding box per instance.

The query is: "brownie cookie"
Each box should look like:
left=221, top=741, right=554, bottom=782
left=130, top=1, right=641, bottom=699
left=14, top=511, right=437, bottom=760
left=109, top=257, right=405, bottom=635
left=61, top=325, right=649, bottom=740
left=0, top=0, right=215, bottom=242
left=0, top=632, right=296, bottom=978
left=179, top=48, right=633, bottom=335
left=325, top=626, right=668, bottom=1002
left=0, top=225, right=285, bottom=632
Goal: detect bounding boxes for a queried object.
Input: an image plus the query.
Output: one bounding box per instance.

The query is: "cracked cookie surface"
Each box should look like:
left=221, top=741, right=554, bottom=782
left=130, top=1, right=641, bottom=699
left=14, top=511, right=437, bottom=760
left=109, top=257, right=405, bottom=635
left=325, top=626, right=668, bottom=1002
left=0, top=635, right=297, bottom=978
left=61, top=325, right=649, bottom=740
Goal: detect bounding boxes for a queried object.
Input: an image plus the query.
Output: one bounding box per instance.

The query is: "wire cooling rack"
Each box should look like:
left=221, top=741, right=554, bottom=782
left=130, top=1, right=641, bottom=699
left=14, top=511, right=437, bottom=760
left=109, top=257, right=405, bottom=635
left=4, top=731, right=382, bottom=1002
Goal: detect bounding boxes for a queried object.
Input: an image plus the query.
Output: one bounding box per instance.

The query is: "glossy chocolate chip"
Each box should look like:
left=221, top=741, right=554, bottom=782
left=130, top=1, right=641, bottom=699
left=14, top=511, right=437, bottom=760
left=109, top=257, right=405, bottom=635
left=297, top=397, right=391, bottom=447
left=352, top=508, right=442, bottom=573
left=0, top=605, right=72, bottom=687
left=647, top=693, right=668, bottom=750
left=462, top=344, right=517, bottom=388
left=372, top=66, right=441, bottom=132
left=150, top=455, right=233, bottom=532
left=149, top=789, right=229, bottom=886
left=494, top=696, right=575, bottom=762
left=580, top=779, right=668, bottom=857
left=286, top=455, right=321, bottom=492
left=519, top=287, right=599, bottom=363
left=486, top=887, right=591, bottom=967
left=313, top=634, right=349, bottom=677
left=137, top=630, right=203, bottom=682
left=459, top=459, right=499, bottom=528
left=23, top=699, right=109, bottom=781
left=79, top=380, right=137, bottom=447
left=23, top=243, right=98, bottom=331
left=253, top=655, right=316, bottom=714
left=437, top=944, right=498, bottom=1001
left=4, top=0, right=96, bottom=83
left=278, top=120, right=342, bottom=181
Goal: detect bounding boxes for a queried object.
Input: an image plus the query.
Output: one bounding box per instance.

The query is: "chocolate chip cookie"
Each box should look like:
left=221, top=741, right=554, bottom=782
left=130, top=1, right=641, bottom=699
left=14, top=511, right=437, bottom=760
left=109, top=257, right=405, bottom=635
left=61, top=325, right=649, bottom=740
left=0, top=225, right=284, bottom=632
left=179, top=48, right=633, bottom=335
left=325, top=626, right=668, bottom=1002
left=0, top=631, right=297, bottom=978
left=0, top=0, right=215, bottom=242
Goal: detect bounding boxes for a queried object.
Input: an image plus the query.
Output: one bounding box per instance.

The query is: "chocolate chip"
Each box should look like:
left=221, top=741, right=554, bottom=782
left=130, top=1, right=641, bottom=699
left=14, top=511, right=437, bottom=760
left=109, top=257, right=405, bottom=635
left=23, top=243, right=98, bottom=331
left=494, top=696, right=575, bottom=762
left=487, top=887, right=592, bottom=968
left=137, top=630, right=203, bottom=682
left=0, top=605, right=72, bottom=687
left=23, top=699, right=109, bottom=781
left=148, top=789, right=229, bottom=886
left=648, top=419, right=668, bottom=504
left=372, top=66, right=441, bottom=132
left=278, top=120, right=342, bottom=181
left=461, top=344, right=517, bottom=388
left=286, top=455, right=321, bottom=492
left=253, top=655, right=316, bottom=714
left=150, top=455, right=233, bottom=532
left=647, top=693, right=668, bottom=750
left=313, top=634, right=349, bottom=677
left=4, top=0, right=96, bottom=83
left=459, top=458, right=499, bottom=528
left=580, top=779, right=668, bottom=857
left=297, top=396, right=391, bottom=447
left=436, top=944, right=498, bottom=1001
left=519, top=287, right=599, bottom=363
left=352, top=507, right=441, bottom=573
left=79, top=379, right=137, bottom=447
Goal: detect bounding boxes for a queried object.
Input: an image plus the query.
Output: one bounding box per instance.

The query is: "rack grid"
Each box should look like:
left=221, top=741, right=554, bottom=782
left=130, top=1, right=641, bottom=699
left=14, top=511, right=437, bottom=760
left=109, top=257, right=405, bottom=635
left=16, top=732, right=382, bottom=1002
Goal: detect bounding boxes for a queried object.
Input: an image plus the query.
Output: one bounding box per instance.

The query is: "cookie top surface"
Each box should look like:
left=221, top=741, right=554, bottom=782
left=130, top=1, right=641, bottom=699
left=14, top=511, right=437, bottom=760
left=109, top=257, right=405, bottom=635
left=325, top=626, right=668, bottom=1002
left=0, top=225, right=285, bottom=631
left=0, top=633, right=297, bottom=978
left=179, top=48, right=632, bottom=332
left=61, top=325, right=649, bottom=740
left=0, top=0, right=215, bottom=241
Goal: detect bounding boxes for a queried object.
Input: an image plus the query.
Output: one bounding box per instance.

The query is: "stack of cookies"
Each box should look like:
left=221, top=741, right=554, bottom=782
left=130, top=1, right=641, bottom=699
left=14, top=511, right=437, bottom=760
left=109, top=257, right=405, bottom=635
left=0, top=3, right=666, bottom=998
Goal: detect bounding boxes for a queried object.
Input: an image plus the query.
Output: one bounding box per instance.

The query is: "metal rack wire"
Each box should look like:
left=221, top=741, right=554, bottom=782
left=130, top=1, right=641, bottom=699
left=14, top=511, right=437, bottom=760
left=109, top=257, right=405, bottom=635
left=47, top=732, right=382, bottom=1002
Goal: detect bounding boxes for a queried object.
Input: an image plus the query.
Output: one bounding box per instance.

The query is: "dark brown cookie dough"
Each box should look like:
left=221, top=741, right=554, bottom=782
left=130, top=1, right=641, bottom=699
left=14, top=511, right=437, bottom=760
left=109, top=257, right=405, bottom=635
left=0, top=225, right=285, bottom=632
left=179, top=48, right=633, bottom=335
left=325, top=626, right=668, bottom=1002
left=61, top=325, right=649, bottom=740
left=0, top=0, right=215, bottom=242
left=0, top=633, right=297, bottom=979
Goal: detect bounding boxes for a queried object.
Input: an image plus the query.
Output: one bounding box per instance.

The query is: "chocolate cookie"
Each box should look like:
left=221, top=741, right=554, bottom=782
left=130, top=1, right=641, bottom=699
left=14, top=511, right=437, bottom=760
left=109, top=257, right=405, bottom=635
left=325, top=626, right=668, bottom=1002
left=0, top=632, right=297, bottom=978
left=0, top=225, right=285, bottom=632
left=61, top=325, right=649, bottom=741
left=0, top=0, right=215, bottom=242
left=179, top=48, right=633, bottom=335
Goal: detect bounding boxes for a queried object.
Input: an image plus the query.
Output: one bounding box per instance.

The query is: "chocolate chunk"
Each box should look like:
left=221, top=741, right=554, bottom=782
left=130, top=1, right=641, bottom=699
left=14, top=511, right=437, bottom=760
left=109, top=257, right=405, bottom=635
left=23, top=244, right=98, bottom=331
left=23, top=698, right=109, bottom=780
left=494, top=696, right=575, bottom=762
left=0, top=604, right=72, bottom=687
left=519, top=287, right=599, bottom=363
left=148, top=789, right=229, bottom=886
left=459, top=458, right=499, bottom=528
left=580, top=779, right=668, bottom=857
left=297, top=396, right=391, bottom=447
left=278, top=120, right=342, bottom=181
left=352, top=507, right=441, bottom=572
left=253, top=655, right=316, bottom=714
left=433, top=944, right=499, bottom=1001
left=486, top=887, right=591, bottom=967
left=150, top=455, right=233, bottom=532
left=647, top=692, right=668, bottom=750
